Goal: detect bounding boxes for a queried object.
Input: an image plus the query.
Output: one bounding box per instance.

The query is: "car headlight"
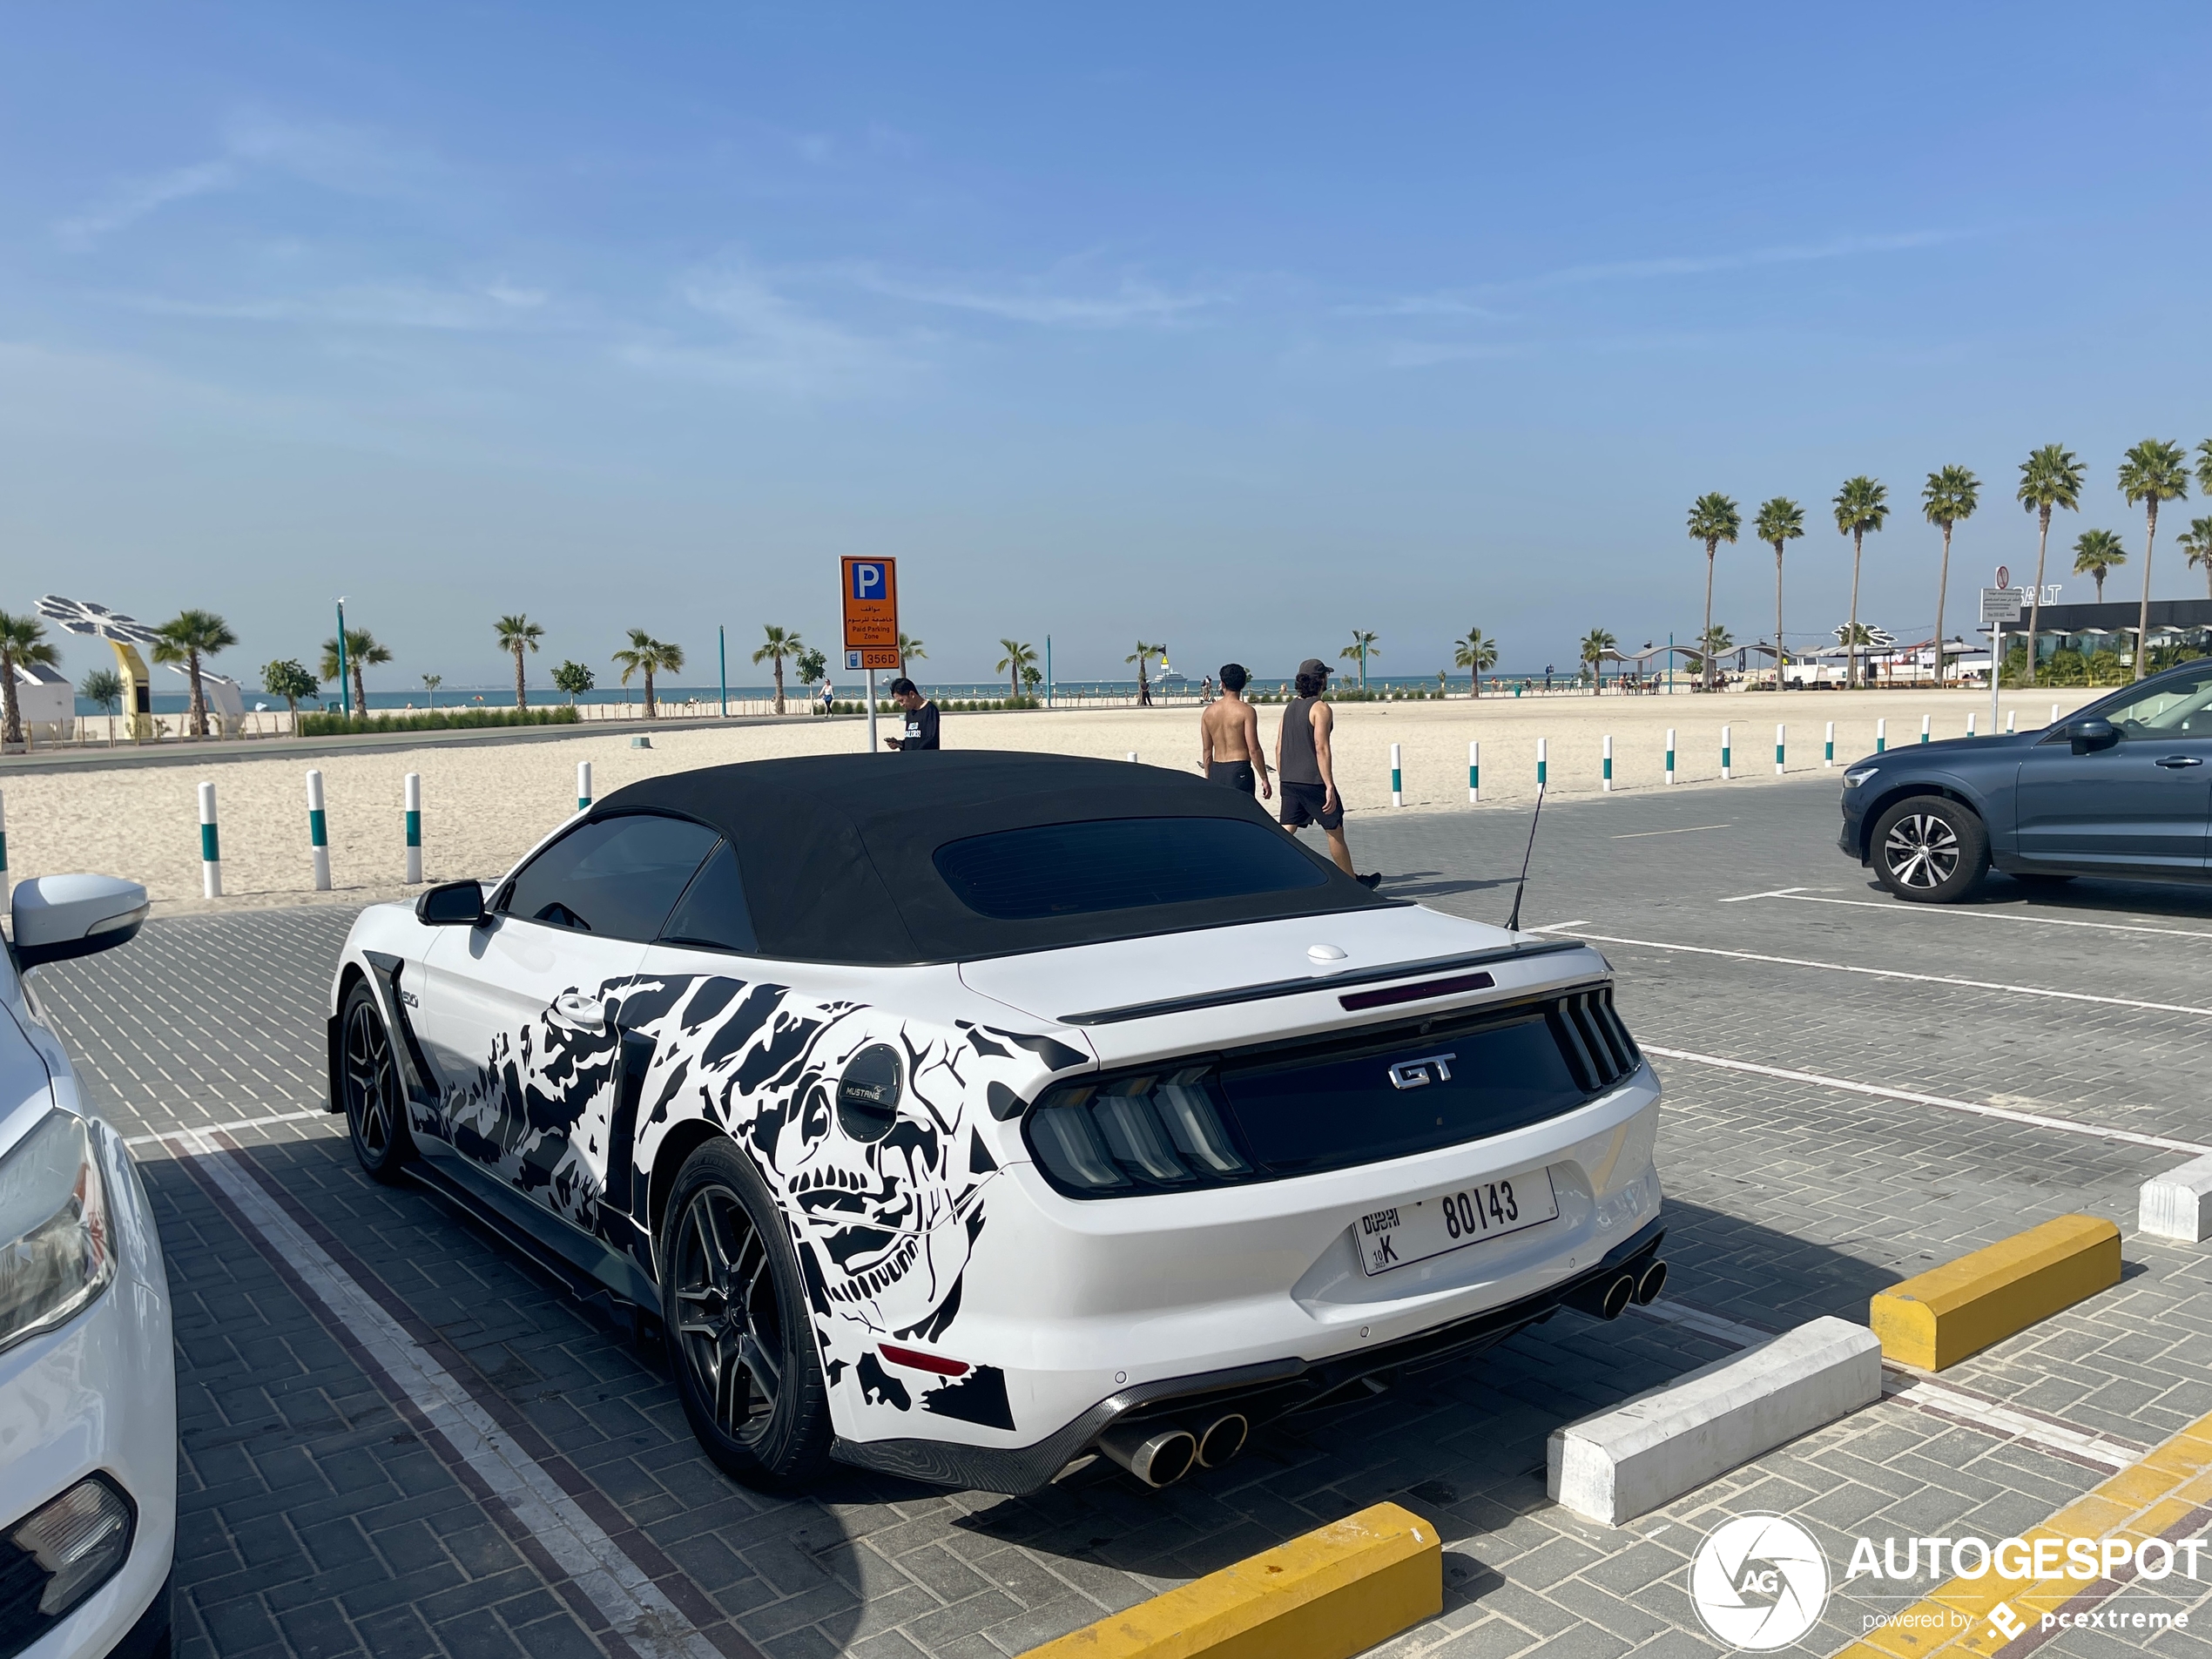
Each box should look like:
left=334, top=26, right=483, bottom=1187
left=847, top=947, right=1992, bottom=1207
left=1843, top=766, right=1880, bottom=789
left=0, top=1111, right=113, bottom=1355
left=1025, top=1068, right=1253, bottom=1195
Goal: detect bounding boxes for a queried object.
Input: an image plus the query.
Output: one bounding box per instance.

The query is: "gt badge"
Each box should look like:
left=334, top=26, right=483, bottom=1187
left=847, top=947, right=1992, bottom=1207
left=1386, top=1052, right=1455, bottom=1090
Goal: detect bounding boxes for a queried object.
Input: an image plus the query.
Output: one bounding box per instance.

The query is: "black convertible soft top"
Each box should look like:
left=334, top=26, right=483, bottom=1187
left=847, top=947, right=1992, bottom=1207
left=590, top=751, right=1393, bottom=964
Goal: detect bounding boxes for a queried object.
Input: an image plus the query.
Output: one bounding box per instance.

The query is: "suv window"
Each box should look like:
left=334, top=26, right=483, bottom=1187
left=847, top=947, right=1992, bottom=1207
left=2097, top=664, right=2212, bottom=738
left=502, top=813, right=721, bottom=941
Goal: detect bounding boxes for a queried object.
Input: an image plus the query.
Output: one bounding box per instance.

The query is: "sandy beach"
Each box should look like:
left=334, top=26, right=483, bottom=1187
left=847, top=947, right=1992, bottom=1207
left=0, top=687, right=2099, bottom=913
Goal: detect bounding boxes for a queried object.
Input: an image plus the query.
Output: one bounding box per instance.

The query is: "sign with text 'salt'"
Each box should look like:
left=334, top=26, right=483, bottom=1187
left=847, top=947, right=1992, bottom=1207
left=841, top=558, right=900, bottom=658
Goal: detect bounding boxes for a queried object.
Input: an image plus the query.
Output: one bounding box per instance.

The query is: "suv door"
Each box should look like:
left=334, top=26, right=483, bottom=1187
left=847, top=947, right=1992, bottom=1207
left=2014, top=664, right=2212, bottom=873
left=413, top=812, right=722, bottom=1252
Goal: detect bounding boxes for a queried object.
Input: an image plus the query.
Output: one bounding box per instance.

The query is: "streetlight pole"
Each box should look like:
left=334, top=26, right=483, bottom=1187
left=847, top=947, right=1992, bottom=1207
left=335, top=598, right=350, bottom=718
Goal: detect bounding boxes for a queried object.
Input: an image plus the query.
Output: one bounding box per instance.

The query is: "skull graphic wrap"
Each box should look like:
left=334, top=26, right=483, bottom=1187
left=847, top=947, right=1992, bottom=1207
left=429, top=968, right=1088, bottom=1438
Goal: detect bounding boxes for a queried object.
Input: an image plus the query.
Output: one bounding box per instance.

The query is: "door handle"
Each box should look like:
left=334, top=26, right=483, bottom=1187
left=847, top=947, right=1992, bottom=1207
left=551, top=991, right=609, bottom=1030
left=2155, top=755, right=2204, bottom=769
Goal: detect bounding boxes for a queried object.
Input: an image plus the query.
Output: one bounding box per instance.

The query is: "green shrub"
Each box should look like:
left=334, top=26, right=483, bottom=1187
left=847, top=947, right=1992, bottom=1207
left=297, top=706, right=582, bottom=737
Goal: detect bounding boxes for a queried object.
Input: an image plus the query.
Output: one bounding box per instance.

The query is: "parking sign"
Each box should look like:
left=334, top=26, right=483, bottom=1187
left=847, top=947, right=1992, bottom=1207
left=840, top=557, right=900, bottom=664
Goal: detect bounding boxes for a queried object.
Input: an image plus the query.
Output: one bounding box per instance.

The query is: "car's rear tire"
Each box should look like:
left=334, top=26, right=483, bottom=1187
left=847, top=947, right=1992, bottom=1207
left=661, top=1138, right=832, bottom=1491
left=338, top=979, right=415, bottom=1183
left=1871, top=797, right=1988, bottom=903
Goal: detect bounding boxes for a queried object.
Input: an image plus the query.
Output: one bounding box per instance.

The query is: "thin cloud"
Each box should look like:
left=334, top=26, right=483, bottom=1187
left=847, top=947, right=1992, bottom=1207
left=115, top=281, right=562, bottom=332
left=844, top=266, right=1218, bottom=328
left=56, top=160, right=239, bottom=247
left=620, top=267, right=916, bottom=397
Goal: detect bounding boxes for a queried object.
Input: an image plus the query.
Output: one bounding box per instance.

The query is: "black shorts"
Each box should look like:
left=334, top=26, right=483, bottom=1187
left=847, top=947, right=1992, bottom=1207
left=1279, top=780, right=1343, bottom=831
left=1207, top=760, right=1256, bottom=795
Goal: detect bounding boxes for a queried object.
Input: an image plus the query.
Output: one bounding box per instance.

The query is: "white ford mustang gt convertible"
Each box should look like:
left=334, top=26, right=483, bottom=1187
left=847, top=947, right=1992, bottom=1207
left=327, top=752, right=1662, bottom=1494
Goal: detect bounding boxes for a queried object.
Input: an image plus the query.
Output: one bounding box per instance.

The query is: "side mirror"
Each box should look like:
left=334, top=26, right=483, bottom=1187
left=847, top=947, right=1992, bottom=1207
left=2070, top=718, right=2120, bottom=755
left=415, top=880, right=487, bottom=927
left=11, top=874, right=150, bottom=969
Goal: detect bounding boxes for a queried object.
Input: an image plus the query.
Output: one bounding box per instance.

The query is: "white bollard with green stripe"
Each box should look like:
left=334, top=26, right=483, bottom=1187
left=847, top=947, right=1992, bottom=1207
left=1467, top=740, right=1480, bottom=803
left=577, top=760, right=592, bottom=812
left=199, top=781, right=222, bottom=899
left=1602, top=735, right=1613, bottom=792
left=1966, top=712, right=1977, bottom=737
left=1920, top=713, right=1931, bottom=744
left=2006, top=711, right=2017, bottom=733
left=404, top=773, right=422, bottom=885
left=1824, top=721, right=1835, bottom=766
left=1664, top=729, right=1676, bottom=785
left=1721, top=725, right=1732, bottom=780
left=1390, top=742, right=1403, bottom=807
left=1775, top=724, right=1785, bottom=776
left=306, top=770, right=331, bottom=891
left=1536, top=737, right=1548, bottom=787
left=2051, top=703, right=2060, bottom=726
left=1877, top=718, right=1887, bottom=753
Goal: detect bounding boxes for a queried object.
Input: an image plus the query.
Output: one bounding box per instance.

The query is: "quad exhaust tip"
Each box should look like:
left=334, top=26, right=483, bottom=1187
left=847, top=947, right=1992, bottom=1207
left=1196, top=1413, right=1248, bottom=1469
left=1098, top=1422, right=1197, bottom=1487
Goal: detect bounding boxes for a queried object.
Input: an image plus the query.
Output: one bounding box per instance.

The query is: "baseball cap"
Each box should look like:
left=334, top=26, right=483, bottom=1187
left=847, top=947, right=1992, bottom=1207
left=1297, top=658, right=1332, bottom=679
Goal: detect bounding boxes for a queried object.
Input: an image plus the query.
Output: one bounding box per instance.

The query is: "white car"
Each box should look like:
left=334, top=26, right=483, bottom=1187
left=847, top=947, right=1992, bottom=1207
left=327, top=753, right=1662, bottom=1493
left=0, top=874, right=175, bottom=1658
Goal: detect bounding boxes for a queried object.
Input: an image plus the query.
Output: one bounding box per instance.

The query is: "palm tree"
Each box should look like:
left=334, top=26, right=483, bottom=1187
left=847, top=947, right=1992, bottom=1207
left=78, top=667, right=124, bottom=744
left=1125, top=642, right=1164, bottom=706
left=1754, top=497, right=1804, bottom=690
left=1686, top=493, right=1741, bottom=691
left=1832, top=477, right=1889, bottom=690
left=1694, top=624, right=1734, bottom=686
left=320, top=629, right=391, bottom=717
left=2016, top=444, right=2086, bottom=687
left=2072, top=529, right=2127, bottom=602
left=752, top=624, right=802, bottom=714
left=495, top=615, right=543, bottom=710
left=261, top=659, right=318, bottom=732
left=1339, top=630, right=1379, bottom=690
left=2120, top=439, right=2191, bottom=680
left=1920, top=467, right=1979, bottom=688
left=1453, top=627, right=1498, bottom=697
left=1579, top=629, right=1618, bottom=692
left=0, top=612, right=59, bottom=748
left=995, top=638, right=1037, bottom=703
left=612, top=629, right=685, bottom=717
left=896, top=632, right=926, bottom=674
left=2177, top=516, right=2212, bottom=600
left=152, top=609, right=238, bottom=738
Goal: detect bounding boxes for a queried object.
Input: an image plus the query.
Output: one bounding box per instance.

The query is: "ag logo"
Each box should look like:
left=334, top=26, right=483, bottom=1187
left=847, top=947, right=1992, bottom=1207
left=1688, top=1514, right=1830, bottom=1650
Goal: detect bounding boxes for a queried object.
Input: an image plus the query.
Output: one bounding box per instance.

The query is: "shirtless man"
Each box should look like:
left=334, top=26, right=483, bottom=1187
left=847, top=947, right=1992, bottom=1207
left=1276, top=658, right=1380, bottom=887
left=1197, top=663, right=1271, bottom=799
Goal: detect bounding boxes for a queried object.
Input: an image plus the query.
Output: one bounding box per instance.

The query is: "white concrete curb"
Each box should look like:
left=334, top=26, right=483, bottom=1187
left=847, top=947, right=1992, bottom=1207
left=1547, top=1315, right=1880, bottom=1525
left=2141, top=1152, right=2212, bottom=1243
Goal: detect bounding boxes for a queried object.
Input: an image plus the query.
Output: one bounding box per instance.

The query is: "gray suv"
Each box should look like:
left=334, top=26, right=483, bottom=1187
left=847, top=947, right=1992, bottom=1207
left=1838, top=658, right=2212, bottom=901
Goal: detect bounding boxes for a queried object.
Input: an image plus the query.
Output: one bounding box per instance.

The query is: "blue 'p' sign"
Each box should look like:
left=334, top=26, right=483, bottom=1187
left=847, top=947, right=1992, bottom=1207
left=850, top=562, right=887, bottom=600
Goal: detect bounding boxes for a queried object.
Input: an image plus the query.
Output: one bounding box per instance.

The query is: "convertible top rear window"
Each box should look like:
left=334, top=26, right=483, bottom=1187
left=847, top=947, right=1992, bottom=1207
left=582, top=752, right=1392, bottom=963
left=934, top=818, right=1329, bottom=921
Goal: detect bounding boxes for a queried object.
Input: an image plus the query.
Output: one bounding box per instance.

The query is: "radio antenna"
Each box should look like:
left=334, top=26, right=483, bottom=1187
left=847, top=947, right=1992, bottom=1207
left=1505, top=782, right=1547, bottom=933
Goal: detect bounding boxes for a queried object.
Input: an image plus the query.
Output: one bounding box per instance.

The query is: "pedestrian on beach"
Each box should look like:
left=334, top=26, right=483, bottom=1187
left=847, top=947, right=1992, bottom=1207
left=1275, top=658, right=1379, bottom=888
left=1198, top=663, right=1271, bottom=799
left=819, top=680, right=834, bottom=716
left=885, top=678, right=941, bottom=750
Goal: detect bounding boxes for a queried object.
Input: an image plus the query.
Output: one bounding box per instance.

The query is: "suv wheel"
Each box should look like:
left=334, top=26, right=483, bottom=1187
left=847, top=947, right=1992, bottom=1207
left=339, top=979, right=415, bottom=1182
left=1871, top=796, right=1988, bottom=902
left=662, top=1138, right=832, bottom=1490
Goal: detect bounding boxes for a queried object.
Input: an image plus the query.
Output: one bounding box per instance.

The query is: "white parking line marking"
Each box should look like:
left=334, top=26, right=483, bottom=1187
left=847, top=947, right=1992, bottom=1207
left=125, top=1108, right=328, bottom=1148
left=1630, top=1301, right=2146, bottom=1470
left=172, top=1129, right=725, bottom=1659
left=1743, top=887, right=2212, bottom=941
left=1563, top=931, right=2212, bottom=1019
left=1611, top=823, right=1732, bottom=840
left=1640, top=1043, right=2210, bottom=1156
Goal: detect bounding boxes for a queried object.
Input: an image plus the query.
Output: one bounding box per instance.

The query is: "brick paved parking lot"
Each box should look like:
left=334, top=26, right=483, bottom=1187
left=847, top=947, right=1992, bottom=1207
left=30, top=772, right=2212, bottom=1656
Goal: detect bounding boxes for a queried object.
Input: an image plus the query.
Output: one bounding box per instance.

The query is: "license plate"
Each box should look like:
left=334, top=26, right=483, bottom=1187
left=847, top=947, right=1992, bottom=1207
left=1355, top=1170, right=1559, bottom=1276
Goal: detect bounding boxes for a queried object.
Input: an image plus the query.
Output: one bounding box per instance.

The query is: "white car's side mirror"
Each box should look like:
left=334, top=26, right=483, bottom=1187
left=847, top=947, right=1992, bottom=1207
left=11, top=875, right=150, bottom=970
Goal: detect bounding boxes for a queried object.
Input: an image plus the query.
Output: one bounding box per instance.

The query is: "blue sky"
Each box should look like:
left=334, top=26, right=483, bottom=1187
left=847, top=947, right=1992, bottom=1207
left=6, top=3, right=2212, bottom=690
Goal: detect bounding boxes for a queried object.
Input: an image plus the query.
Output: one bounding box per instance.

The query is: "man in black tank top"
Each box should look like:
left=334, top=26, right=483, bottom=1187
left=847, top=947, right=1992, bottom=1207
left=1275, top=658, right=1381, bottom=888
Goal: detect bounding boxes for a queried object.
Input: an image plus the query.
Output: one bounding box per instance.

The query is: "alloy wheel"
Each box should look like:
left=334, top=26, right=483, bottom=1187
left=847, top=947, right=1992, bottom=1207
left=673, top=1184, right=784, bottom=1444
left=1883, top=813, right=1961, bottom=890
left=344, top=998, right=399, bottom=1157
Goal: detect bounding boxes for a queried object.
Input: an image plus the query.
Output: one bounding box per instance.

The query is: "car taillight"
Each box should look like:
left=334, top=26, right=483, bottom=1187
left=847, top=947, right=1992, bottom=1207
left=1026, top=1067, right=1251, bottom=1195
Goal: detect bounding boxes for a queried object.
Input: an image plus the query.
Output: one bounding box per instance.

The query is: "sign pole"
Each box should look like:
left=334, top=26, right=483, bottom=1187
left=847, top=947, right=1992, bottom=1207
left=718, top=625, right=728, bottom=718
left=867, top=670, right=878, bottom=752
left=1992, top=622, right=2001, bottom=730
left=1046, top=635, right=1054, bottom=708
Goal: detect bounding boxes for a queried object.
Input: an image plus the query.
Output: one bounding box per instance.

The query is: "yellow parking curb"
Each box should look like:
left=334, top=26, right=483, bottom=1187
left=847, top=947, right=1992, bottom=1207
left=1868, top=1214, right=2121, bottom=1370
left=1020, top=1501, right=1440, bottom=1659
left=1829, top=1404, right=2212, bottom=1656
